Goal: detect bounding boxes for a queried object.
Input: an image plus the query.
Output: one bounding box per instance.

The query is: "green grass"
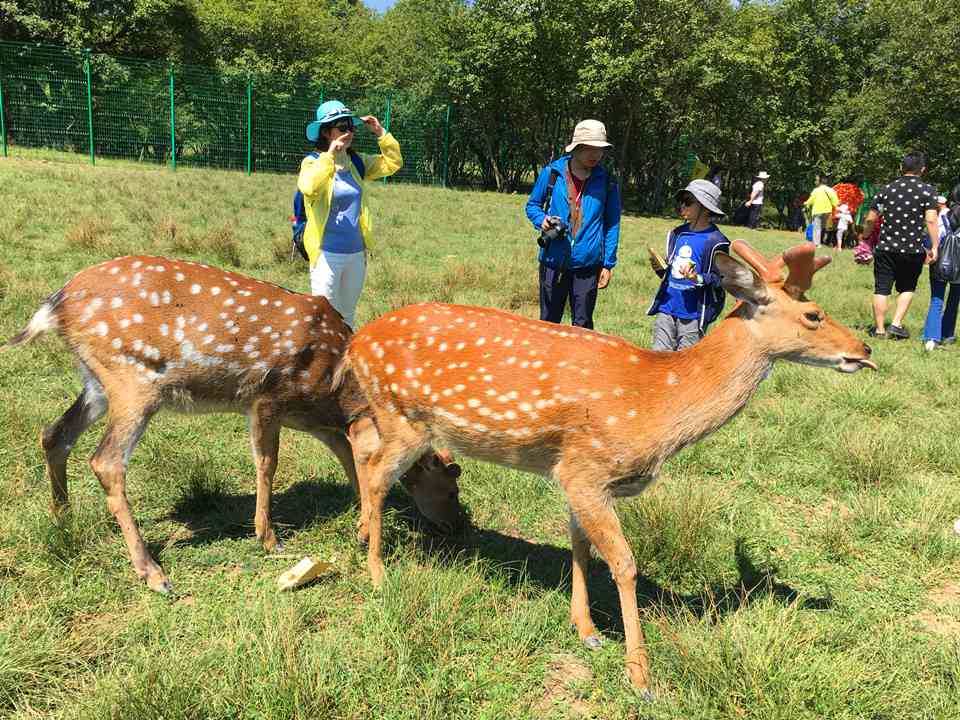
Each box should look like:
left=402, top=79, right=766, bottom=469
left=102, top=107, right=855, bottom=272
left=1, top=147, right=959, bottom=719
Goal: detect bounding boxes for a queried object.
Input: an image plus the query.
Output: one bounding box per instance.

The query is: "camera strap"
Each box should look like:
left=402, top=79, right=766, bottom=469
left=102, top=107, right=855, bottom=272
left=542, top=168, right=561, bottom=212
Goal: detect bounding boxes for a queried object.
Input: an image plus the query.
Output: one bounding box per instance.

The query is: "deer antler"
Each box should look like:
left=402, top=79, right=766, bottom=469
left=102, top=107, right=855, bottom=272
left=731, top=240, right=782, bottom=283
left=779, top=243, right=832, bottom=296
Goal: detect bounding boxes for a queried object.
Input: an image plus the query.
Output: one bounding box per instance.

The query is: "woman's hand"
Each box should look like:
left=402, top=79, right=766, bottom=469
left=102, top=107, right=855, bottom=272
left=598, top=268, right=612, bottom=289
left=329, top=136, right=350, bottom=154
left=360, top=116, right=386, bottom=137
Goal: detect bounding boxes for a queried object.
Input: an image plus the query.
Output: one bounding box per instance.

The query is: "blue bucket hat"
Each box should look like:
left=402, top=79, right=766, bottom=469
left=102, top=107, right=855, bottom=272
left=306, top=100, right=362, bottom=143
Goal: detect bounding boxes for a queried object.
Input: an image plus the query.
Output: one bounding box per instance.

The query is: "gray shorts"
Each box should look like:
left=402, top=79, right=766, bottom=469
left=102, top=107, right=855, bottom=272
left=652, top=312, right=702, bottom=352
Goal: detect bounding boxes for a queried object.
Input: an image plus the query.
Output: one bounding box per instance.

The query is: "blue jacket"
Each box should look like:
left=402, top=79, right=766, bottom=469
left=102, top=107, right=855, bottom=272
left=647, top=223, right=730, bottom=331
left=525, top=156, right=620, bottom=270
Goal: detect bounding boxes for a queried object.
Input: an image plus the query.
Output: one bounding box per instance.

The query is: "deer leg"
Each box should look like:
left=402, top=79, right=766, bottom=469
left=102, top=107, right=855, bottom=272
left=312, top=429, right=361, bottom=499
left=346, top=417, right=382, bottom=547
left=348, top=417, right=424, bottom=586
left=569, top=512, right=603, bottom=649
left=249, top=401, right=282, bottom=553
left=89, top=409, right=170, bottom=594
left=566, top=487, right=652, bottom=695
left=41, top=386, right=107, bottom=512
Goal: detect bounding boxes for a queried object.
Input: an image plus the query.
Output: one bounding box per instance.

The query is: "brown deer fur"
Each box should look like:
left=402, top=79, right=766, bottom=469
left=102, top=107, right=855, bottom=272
left=339, top=241, right=875, bottom=693
left=5, top=256, right=462, bottom=594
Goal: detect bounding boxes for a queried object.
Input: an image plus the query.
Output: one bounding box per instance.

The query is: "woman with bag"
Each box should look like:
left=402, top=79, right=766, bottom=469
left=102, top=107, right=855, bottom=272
left=298, top=100, right=403, bottom=329
left=921, top=184, right=960, bottom=350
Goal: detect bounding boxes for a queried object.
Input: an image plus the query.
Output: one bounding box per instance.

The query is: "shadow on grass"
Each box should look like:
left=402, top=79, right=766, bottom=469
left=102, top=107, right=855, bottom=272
left=166, top=476, right=357, bottom=547
left=418, top=530, right=832, bottom=637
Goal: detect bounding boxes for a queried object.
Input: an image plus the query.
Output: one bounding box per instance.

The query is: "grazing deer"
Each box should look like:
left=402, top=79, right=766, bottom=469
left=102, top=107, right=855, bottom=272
left=337, top=241, right=876, bottom=695
left=4, top=256, right=462, bottom=594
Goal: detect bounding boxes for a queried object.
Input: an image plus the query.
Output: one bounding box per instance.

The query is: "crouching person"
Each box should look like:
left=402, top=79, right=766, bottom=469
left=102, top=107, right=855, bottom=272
left=648, top=179, right=730, bottom=351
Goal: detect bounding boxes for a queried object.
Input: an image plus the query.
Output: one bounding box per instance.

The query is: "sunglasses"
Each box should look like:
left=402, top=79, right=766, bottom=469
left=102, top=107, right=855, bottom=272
left=329, top=119, right=355, bottom=133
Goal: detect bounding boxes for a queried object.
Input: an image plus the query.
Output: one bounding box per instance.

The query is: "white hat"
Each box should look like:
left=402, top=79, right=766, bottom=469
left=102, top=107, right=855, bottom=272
left=677, top=179, right=725, bottom=216
left=757, top=171, right=770, bottom=179
left=937, top=195, right=948, bottom=204
left=565, top=119, right=612, bottom=153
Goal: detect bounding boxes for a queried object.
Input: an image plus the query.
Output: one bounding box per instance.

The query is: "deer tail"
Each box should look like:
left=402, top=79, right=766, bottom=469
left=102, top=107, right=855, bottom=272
left=2, top=290, right=64, bottom=350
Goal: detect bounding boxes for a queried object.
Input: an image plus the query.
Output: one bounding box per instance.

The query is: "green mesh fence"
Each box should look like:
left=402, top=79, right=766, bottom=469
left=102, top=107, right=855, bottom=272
left=0, top=41, right=450, bottom=185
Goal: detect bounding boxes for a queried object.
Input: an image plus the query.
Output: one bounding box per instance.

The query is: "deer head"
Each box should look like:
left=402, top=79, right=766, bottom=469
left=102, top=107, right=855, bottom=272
left=716, top=241, right=877, bottom=372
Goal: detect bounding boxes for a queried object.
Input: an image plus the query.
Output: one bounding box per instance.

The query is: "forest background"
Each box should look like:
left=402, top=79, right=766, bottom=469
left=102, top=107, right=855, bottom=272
left=2, top=0, right=958, bottom=211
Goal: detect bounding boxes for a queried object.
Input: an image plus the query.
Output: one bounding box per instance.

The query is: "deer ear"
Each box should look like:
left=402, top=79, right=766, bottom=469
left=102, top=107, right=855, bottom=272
left=715, top=253, right=771, bottom=305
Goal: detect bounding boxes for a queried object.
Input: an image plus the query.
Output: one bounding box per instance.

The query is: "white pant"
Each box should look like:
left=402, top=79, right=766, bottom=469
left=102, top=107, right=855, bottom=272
left=309, top=250, right=366, bottom=329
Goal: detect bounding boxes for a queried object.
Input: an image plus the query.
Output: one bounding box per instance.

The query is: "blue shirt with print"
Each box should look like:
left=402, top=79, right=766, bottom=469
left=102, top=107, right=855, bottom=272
left=659, top=228, right=715, bottom=320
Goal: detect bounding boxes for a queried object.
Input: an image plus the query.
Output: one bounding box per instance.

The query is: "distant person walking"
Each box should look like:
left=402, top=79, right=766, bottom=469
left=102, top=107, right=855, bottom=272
left=743, top=171, right=769, bottom=229
left=921, top=184, right=960, bottom=349
left=297, top=100, right=402, bottom=329
left=862, top=152, right=940, bottom=340
left=835, top=203, right=853, bottom=251
left=803, top=175, right=839, bottom=248
left=525, top=119, right=621, bottom=329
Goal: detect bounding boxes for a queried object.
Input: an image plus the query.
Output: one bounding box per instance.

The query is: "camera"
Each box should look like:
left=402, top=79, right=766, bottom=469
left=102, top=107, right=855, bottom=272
left=537, top=216, right=567, bottom=248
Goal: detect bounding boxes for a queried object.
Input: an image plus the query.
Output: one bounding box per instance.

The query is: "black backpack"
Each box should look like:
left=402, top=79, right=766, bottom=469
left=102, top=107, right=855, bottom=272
left=933, top=228, right=960, bottom=284
left=291, top=152, right=366, bottom=261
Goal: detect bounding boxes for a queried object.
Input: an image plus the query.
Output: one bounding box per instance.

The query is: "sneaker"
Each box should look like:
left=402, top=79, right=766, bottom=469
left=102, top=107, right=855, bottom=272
left=924, top=339, right=943, bottom=351
left=943, top=336, right=957, bottom=345
left=887, top=324, right=910, bottom=339
left=867, top=327, right=887, bottom=338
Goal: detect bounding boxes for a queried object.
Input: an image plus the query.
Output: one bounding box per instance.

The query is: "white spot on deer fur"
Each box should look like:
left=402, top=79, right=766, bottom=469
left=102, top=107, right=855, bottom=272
left=224, top=297, right=235, bottom=306
left=237, top=306, right=246, bottom=314
left=607, top=416, right=619, bottom=426
left=261, top=325, right=272, bottom=334
left=111, top=338, right=122, bottom=349
left=202, top=335, right=214, bottom=345
left=249, top=351, right=260, bottom=359
left=273, top=300, right=282, bottom=307
left=110, top=266, right=120, bottom=275
left=133, top=314, right=143, bottom=324
left=467, top=398, right=481, bottom=408
left=175, top=272, right=185, bottom=281
left=190, top=284, right=201, bottom=295
left=215, top=344, right=234, bottom=353
left=627, top=410, right=637, bottom=418
left=131, top=273, right=143, bottom=287
left=94, top=321, right=108, bottom=336
left=149, top=291, right=160, bottom=306
left=385, top=363, right=395, bottom=375
left=538, top=373, right=549, bottom=381
left=132, top=260, right=142, bottom=269
left=247, top=314, right=257, bottom=322
left=132, top=339, right=143, bottom=351
left=438, top=342, right=448, bottom=352
left=442, top=388, right=453, bottom=397
left=211, top=287, right=221, bottom=296
left=666, top=372, right=680, bottom=385
left=158, top=323, right=168, bottom=337
left=174, top=328, right=184, bottom=342
left=259, top=298, right=269, bottom=306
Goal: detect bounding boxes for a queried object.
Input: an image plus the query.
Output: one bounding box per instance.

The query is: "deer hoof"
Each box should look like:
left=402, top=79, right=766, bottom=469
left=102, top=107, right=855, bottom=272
left=635, top=688, right=656, bottom=704
left=271, top=541, right=286, bottom=554
left=584, top=634, right=603, bottom=650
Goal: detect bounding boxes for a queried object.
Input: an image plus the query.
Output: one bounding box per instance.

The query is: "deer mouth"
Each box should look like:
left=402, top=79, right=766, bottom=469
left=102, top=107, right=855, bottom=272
left=837, top=357, right=878, bottom=373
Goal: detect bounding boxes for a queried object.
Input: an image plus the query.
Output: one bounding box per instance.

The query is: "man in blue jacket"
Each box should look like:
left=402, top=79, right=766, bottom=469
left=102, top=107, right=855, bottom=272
left=525, top=119, right=621, bottom=329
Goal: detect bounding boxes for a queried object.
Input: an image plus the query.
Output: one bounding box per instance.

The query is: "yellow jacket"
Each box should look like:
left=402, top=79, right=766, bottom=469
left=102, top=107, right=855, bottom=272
left=804, top=184, right=839, bottom=216
left=297, top=132, right=403, bottom=266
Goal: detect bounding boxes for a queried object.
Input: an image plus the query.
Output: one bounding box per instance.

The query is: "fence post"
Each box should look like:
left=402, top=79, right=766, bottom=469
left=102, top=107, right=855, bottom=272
left=168, top=64, right=176, bottom=171
left=83, top=49, right=95, bottom=165
left=442, top=104, right=451, bottom=188
left=0, top=73, right=6, bottom=159
left=382, top=91, right=392, bottom=186
left=246, top=78, right=253, bottom=175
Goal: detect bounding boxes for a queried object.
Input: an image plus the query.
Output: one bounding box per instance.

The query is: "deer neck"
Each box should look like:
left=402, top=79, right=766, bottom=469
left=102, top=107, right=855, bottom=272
left=645, top=313, right=772, bottom=457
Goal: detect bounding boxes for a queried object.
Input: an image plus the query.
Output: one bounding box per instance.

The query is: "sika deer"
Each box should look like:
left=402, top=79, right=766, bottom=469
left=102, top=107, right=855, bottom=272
left=4, top=256, right=462, bottom=594
left=338, top=241, right=875, bottom=695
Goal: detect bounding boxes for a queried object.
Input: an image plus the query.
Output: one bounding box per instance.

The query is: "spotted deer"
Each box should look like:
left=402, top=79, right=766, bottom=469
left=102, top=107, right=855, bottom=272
left=4, top=256, right=462, bottom=594
left=338, top=241, right=876, bottom=695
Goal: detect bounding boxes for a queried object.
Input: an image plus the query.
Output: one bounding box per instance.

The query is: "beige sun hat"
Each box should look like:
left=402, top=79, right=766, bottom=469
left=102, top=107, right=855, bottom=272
left=565, top=119, right=612, bottom=153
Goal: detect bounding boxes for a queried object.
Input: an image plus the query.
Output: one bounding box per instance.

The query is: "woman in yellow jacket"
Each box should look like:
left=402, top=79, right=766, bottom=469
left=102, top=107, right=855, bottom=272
left=804, top=174, right=840, bottom=248
left=298, top=100, right=403, bottom=329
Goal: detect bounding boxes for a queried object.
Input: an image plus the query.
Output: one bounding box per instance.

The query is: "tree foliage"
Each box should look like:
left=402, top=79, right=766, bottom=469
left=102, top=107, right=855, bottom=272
left=3, top=0, right=958, bottom=205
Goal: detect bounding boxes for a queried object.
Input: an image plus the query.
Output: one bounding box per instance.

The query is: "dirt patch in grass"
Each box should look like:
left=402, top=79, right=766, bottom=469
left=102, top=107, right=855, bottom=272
left=534, top=652, right=594, bottom=718
left=914, top=581, right=960, bottom=636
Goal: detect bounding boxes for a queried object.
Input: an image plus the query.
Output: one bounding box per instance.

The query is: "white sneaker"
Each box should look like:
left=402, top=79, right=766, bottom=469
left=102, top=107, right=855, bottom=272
left=924, top=340, right=939, bottom=351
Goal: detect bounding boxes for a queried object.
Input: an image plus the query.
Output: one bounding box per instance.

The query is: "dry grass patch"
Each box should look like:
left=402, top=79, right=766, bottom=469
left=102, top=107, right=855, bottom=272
left=534, top=653, right=595, bottom=719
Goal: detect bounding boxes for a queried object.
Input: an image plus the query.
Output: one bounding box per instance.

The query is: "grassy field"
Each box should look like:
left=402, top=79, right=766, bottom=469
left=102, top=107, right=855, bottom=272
left=1, top=149, right=959, bottom=719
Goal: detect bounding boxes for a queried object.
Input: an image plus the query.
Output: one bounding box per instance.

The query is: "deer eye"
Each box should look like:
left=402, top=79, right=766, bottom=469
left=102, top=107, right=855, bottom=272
left=804, top=312, right=821, bottom=324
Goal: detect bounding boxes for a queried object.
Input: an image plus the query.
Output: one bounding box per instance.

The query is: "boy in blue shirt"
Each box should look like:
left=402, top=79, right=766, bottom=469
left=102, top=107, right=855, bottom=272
left=647, top=179, right=731, bottom=351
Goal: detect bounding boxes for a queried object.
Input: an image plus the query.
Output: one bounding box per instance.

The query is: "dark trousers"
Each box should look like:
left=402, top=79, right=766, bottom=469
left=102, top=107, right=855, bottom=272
left=539, top=263, right=600, bottom=329
left=748, top=203, right=763, bottom=229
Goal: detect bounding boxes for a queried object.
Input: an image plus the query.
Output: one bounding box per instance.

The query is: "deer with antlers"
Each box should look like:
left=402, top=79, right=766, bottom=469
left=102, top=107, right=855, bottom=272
left=337, top=241, right=876, bottom=695
left=4, top=256, right=463, bottom=594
